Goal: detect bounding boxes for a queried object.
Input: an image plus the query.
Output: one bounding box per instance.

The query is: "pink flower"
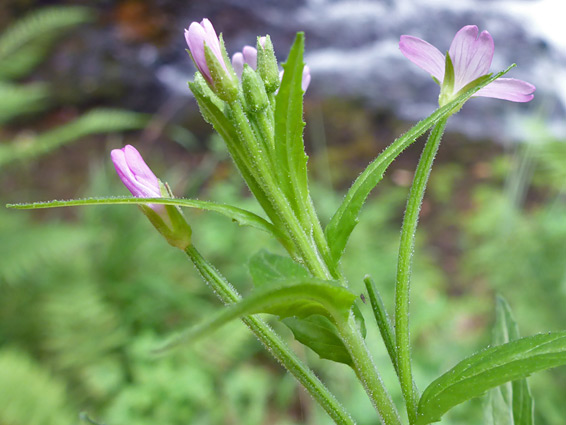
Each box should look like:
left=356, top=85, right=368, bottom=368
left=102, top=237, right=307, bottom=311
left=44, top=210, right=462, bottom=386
left=111, top=145, right=162, bottom=210
left=399, top=25, right=535, bottom=104
left=185, top=19, right=229, bottom=84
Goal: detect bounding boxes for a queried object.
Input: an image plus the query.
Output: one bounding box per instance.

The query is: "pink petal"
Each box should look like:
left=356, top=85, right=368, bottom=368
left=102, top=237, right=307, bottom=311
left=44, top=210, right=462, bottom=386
left=111, top=145, right=161, bottom=200
left=242, top=45, right=258, bottom=69
left=302, top=65, right=311, bottom=91
left=185, top=24, right=208, bottom=79
left=474, top=78, right=536, bottom=102
left=232, top=52, right=244, bottom=77
left=200, top=19, right=225, bottom=70
left=399, top=35, right=445, bottom=81
left=449, top=25, right=494, bottom=92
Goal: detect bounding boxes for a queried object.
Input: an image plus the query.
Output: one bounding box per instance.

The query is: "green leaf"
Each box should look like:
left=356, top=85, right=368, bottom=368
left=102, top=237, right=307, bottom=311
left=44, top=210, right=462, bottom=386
left=417, top=331, right=566, bottom=425
left=484, top=296, right=534, bottom=425
left=6, top=196, right=292, bottom=248
left=156, top=279, right=357, bottom=353
left=283, top=315, right=354, bottom=365
left=274, top=33, right=310, bottom=222
left=325, top=65, right=517, bottom=268
left=249, top=249, right=309, bottom=288
left=249, top=250, right=358, bottom=366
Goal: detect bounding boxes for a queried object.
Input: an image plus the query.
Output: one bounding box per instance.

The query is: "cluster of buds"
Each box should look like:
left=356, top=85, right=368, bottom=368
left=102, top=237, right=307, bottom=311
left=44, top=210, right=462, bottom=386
left=184, top=19, right=310, bottom=101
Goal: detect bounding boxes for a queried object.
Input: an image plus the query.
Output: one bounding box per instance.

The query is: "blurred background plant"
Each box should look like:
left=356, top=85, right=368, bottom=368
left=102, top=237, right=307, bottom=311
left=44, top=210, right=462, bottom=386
left=1, top=1, right=565, bottom=425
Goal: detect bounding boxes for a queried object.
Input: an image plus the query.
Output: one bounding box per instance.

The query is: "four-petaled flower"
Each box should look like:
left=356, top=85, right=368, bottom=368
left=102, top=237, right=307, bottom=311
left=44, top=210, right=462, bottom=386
left=185, top=18, right=229, bottom=84
left=399, top=25, right=535, bottom=105
left=111, top=145, right=162, bottom=211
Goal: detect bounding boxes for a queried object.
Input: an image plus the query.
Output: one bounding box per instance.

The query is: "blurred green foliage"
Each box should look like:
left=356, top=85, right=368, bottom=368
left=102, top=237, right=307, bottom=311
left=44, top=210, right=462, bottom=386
left=3, top=131, right=566, bottom=424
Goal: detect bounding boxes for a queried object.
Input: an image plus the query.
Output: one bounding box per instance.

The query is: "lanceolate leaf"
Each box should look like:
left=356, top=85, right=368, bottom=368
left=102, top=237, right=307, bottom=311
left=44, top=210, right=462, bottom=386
left=274, top=33, right=310, bottom=222
left=249, top=250, right=358, bottom=366
left=7, top=197, right=291, bottom=248
left=417, top=331, right=566, bottom=425
left=156, top=279, right=357, bottom=353
left=484, top=296, right=534, bottom=425
left=325, top=65, right=516, bottom=268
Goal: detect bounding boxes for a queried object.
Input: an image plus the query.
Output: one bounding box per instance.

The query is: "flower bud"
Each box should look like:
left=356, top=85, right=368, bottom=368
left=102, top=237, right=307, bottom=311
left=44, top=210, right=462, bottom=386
left=111, top=145, right=192, bottom=250
left=185, top=19, right=238, bottom=102
left=256, top=35, right=280, bottom=93
left=241, top=64, right=269, bottom=112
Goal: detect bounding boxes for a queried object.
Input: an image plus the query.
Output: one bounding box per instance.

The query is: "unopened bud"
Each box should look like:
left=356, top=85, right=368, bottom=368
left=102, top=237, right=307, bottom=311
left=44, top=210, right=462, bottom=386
left=256, top=35, right=280, bottom=93
left=241, top=64, right=269, bottom=112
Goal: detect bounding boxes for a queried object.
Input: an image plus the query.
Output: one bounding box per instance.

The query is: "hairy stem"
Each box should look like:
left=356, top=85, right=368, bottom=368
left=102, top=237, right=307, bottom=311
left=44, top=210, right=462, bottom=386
left=185, top=245, right=355, bottom=425
left=395, top=118, right=448, bottom=424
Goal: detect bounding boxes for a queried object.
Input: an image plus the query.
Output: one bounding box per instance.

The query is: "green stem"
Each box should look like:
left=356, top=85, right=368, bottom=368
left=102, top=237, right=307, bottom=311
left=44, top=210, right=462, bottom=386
left=364, top=276, right=398, bottom=374
left=185, top=245, right=355, bottom=425
left=395, top=118, right=448, bottom=424
left=336, top=315, right=402, bottom=425
left=230, top=101, right=332, bottom=279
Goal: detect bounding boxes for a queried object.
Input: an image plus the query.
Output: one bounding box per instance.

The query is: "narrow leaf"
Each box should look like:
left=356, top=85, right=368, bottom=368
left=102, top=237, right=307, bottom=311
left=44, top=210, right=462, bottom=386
left=417, top=331, right=566, bottom=425
left=484, top=296, right=534, bottom=425
left=6, top=197, right=291, bottom=247
left=249, top=249, right=309, bottom=288
left=156, top=279, right=357, bottom=353
left=364, top=276, right=397, bottom=372
left=325, top=65, right=516, bottom=267
left=274, top=33, right=310, bottom=222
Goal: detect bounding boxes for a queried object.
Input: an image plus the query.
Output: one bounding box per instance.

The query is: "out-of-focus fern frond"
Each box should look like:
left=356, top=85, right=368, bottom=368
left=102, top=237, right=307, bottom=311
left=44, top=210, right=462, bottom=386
left=0, top=348, right=75, bottom=425
left=0, top=210, right=92, bottom=285
left=0, top=6, right=93, bottom=80
left=0, top=109, right=151, bottom=168
left=0, top=81, right=51, bottom=124
left=42, top=279, right=127, bottom=376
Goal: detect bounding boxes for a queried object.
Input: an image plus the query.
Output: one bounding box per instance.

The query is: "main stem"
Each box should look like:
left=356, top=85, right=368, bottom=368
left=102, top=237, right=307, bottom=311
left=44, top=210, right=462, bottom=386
left=395, top=118, right=448, bottom=424
left=337, top=315, right=403, bottom=425
left=185, top=245, right=355, bottom=425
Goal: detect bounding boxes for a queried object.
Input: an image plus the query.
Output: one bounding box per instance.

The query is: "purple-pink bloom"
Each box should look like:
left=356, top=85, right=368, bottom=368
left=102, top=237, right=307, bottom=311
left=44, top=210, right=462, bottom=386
left=232, top=45, right=258, bottom=78
left=185, top=18, right=229, bottom=83
left=111, top=145, right=162, bottom=210
left=399, top=25, right=535, bottom=103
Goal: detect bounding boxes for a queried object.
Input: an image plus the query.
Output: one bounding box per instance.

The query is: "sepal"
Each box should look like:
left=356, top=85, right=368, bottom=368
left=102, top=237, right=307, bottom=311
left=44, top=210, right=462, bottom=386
left=204, top=43, right=239, bottom=102
left=141, top=181, right=192, bottom=250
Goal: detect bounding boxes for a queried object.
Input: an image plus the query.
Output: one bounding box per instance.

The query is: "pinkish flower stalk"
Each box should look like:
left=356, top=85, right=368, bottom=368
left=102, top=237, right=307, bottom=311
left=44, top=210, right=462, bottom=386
left=185, top=19, right=229, bottom=84
left=399, top=25, right=535, bottom=105
left=111, top=145, right=162, bottom=211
